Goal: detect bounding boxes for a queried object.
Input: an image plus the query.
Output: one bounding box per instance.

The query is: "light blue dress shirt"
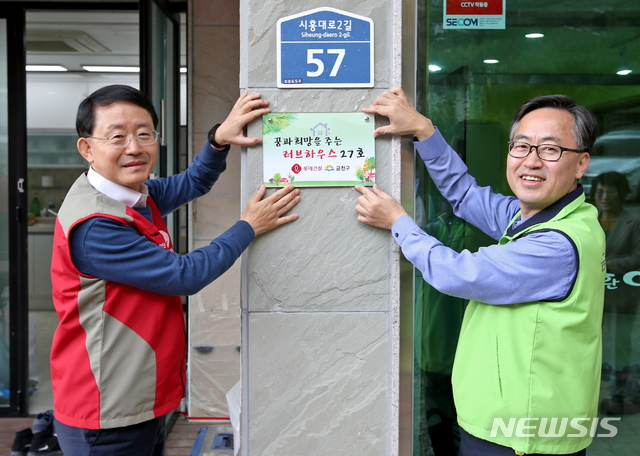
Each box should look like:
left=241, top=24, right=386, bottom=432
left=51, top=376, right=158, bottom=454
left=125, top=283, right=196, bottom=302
left=392, top=129, right=578, bottom=305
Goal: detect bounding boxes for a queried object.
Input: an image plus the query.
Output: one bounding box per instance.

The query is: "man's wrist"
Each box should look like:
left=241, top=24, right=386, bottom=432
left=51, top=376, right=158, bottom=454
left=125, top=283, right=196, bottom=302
left=414, top=122, right=436, bottom=142
left=207, top=123, right=228, bottom=150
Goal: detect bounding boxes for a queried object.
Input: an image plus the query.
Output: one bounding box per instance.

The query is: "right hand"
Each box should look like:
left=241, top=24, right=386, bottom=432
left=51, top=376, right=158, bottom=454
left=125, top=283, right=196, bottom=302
left=361, top=87, right=436, bottom=141
left=241, top=185, right=301, bottom=235
left=354, top=184, right=407, bottom=230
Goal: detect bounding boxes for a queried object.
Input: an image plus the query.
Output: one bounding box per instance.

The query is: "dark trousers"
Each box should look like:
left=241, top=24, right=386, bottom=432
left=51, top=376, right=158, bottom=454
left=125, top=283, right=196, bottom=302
left=55, top=415, right=166, bottom=456
left=460, top=428, right=587, bottom=456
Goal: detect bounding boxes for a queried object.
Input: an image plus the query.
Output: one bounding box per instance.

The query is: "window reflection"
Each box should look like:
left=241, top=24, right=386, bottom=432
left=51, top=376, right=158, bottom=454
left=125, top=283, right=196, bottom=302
left=414, top=176, right=467, bottom=455
left=593, top=172, right=640, bottom=416
left=418, top=0, right=640, bottom=448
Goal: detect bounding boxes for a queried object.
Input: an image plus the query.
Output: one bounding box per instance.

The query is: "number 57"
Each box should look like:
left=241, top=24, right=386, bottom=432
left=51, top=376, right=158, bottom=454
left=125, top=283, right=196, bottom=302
left=307, top=49, right=346, bottom=77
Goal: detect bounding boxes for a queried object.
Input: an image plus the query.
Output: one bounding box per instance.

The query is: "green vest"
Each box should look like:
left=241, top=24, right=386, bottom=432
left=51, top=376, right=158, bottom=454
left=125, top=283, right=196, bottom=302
left=452, top=193, right=605, bottom=454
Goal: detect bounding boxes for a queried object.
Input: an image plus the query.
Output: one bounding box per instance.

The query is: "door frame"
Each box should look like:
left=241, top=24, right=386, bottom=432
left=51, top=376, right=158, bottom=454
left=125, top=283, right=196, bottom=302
left=140, top=0, right=182, bottom=248
left=1, top=3, right=28, bottom=417
left=0, top=0, right=184, bottom=417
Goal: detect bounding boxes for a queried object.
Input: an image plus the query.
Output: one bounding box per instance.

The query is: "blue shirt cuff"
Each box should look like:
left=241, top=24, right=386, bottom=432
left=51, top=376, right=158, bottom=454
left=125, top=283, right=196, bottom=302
left=391, top=214, right=419, bottom=245
left=413, top=128, right=450, bottom=162
left=228, top=220, right=255, bottom=245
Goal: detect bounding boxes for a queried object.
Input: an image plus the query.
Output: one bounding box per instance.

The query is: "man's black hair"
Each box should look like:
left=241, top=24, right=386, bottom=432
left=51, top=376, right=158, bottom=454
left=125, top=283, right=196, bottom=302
left=76, top=84, right=159, bottom=137
left=508, top=95, right=598, bottom=153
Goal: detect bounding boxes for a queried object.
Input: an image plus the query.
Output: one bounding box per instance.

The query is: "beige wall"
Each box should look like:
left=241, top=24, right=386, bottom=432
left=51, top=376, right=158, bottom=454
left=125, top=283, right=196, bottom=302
left=187, top=0, right=243, bottom=418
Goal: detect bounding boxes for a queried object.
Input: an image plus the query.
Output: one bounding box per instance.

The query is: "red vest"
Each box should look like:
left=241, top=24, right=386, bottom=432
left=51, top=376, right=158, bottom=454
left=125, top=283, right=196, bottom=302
left=50, top=175, right=186, bottom=429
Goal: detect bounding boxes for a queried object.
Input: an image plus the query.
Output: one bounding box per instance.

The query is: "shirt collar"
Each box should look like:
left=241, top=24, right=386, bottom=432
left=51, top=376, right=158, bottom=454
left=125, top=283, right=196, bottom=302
left=87, top=167, right=149, bottom=208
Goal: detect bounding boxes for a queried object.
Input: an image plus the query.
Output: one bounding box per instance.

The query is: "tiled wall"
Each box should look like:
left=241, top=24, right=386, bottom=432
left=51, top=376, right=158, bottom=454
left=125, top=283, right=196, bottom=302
left=240, top=1, right=402, bottom=454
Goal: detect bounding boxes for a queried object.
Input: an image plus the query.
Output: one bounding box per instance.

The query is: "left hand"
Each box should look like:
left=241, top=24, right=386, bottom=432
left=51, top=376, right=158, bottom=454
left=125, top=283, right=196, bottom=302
left=213, top=92, right=271, bottom=148
left=241, top=185, right=301, bottom=235
left=354, top=184, right=408, bottom=230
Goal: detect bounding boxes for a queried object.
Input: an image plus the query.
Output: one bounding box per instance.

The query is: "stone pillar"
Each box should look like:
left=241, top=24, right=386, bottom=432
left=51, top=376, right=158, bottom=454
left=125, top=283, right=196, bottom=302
left=240, top=1, right=404, bottom=454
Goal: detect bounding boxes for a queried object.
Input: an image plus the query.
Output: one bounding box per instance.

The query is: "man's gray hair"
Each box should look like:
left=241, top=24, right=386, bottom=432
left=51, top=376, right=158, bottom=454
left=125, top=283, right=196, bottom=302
left=508, top=95, right=597, bottom=152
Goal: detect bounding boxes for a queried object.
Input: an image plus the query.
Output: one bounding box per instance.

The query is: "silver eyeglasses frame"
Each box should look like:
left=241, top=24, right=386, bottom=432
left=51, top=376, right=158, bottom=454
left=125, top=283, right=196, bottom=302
left=84, top=130, right=160, bottom=148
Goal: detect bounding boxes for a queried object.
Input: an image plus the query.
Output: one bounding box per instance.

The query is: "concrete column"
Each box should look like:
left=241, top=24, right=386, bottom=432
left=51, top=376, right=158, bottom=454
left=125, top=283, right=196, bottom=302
left=240, top=1, right=404, bottom=454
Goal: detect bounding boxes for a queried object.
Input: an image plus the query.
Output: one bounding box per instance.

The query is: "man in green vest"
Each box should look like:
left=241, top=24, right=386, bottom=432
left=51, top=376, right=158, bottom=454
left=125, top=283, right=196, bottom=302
left=355, top=88, right=606, bottom=455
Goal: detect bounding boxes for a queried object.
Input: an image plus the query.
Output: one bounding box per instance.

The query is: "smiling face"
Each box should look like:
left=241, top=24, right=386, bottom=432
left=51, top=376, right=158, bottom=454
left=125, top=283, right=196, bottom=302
left=594, top=184, right=622, bottom=215
left=76, top=101, right=158, bottom=192
left=506, top=107, right=590, bottom=219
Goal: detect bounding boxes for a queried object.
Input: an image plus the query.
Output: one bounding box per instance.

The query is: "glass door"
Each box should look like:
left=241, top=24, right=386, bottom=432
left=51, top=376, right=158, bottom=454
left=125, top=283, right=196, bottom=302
left=24, top=7, right=140, bottom=415
left=415, top=0, right=640, bottom=454
left=412, top=66, right=468, bottom=456
left=0, top=2, right=184, bottom=418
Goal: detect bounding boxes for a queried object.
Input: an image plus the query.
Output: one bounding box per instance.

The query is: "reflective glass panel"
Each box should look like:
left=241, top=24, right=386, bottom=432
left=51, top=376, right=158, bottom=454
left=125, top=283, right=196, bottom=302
left=415, top=0, right=640, bottom=454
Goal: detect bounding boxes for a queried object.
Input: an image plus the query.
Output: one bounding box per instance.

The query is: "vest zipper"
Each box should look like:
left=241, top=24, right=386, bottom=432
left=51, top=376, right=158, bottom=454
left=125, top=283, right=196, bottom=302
left=515, top=451, right=525, bottom=455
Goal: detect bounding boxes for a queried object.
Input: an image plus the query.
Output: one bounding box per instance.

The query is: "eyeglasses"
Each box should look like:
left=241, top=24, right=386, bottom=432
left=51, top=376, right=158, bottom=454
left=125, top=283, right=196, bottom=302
left=508, top=141, right=589, bottom=162
left=84, top=130, right=159, bottom=148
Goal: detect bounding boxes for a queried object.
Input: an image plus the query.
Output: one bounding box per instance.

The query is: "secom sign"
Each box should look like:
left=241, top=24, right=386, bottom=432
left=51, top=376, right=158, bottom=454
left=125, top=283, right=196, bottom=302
left=445, top=17, right=480, bottom=27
